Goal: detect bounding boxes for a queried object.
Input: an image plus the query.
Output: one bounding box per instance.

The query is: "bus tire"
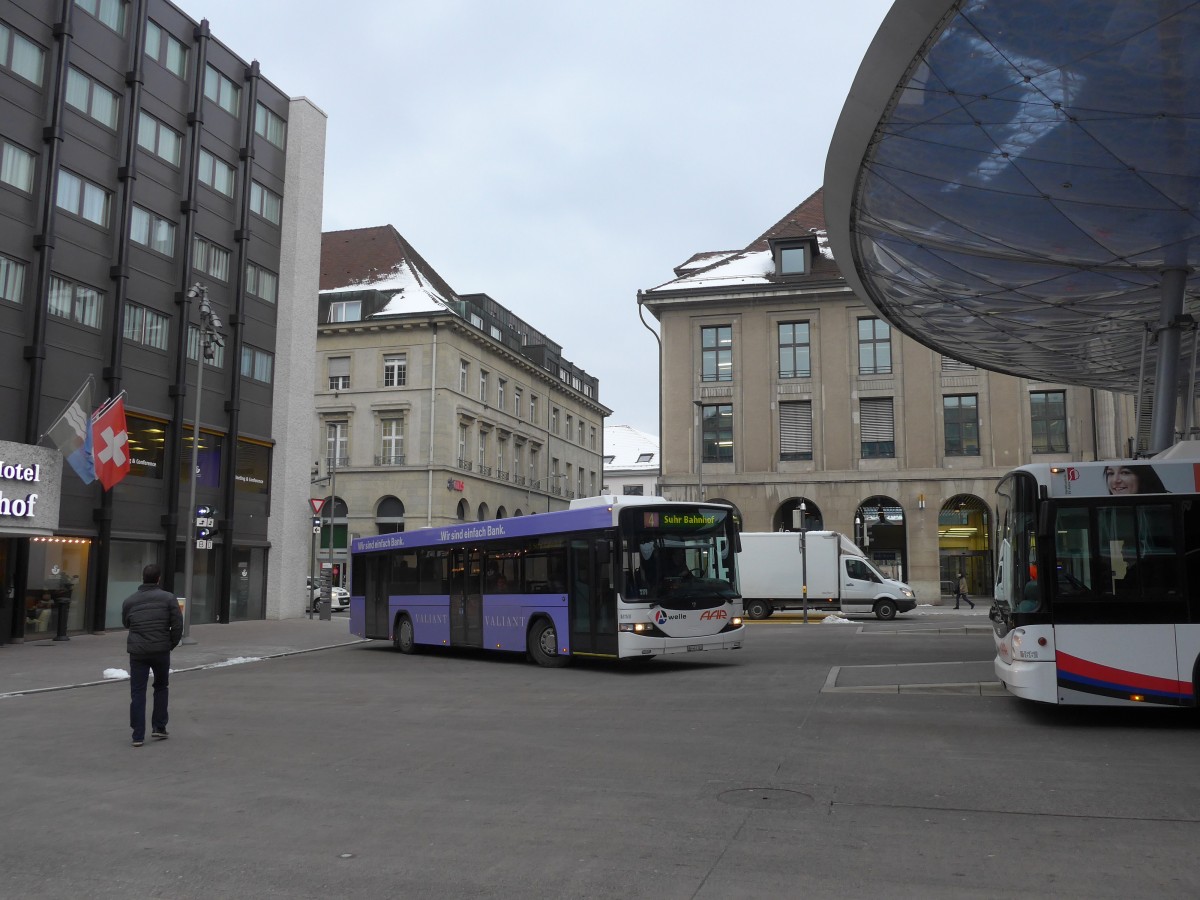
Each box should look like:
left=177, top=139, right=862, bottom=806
left=528, top=618, right=569, bottom=668
left=745, top=599, right=771, bottom=620
left=875, top=599, right=897, bottom=621
left=394, top=614, right=416, bottom=654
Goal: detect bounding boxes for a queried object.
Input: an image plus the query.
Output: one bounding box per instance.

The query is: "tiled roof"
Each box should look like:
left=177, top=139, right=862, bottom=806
left=320, top=225, right=459, bottom=302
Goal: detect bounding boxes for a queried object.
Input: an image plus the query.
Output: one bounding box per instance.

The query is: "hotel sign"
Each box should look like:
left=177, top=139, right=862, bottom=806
left=0, top=440, right=62, bottom=536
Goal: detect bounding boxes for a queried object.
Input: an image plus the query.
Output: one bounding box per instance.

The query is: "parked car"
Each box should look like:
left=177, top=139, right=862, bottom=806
left=307, top=583, right=349, bottom=612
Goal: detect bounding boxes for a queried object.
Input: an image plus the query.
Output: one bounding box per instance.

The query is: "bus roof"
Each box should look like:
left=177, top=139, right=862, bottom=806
left=1008, top=450, right=1200, bottom=498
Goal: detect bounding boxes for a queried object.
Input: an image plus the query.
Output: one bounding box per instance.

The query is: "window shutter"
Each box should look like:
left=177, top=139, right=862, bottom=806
left=328, top=356, right=350, bottom=377
left=860, top=398, right=894, bottom=441
left=780, top=401, right=812, bottom=458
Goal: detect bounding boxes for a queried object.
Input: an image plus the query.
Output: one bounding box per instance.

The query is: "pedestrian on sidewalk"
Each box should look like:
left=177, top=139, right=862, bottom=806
left=121, top=564, right=182, bottom=747
left=954, top=572, right=975, bottom=609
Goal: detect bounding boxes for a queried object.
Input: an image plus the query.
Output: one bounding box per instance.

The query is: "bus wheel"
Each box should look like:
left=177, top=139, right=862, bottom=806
left=394, top=615, right=416, bottom=654
left=875, top=599, right=897, bottom=621
left=745, top=599, right=770, bottom=620
left=528, top=618, right=569, bottom=668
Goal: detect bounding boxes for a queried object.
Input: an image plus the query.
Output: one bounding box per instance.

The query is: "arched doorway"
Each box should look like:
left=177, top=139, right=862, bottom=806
left=477, top=502, right=490, bottom=521
left=938, top=494, right=992, bottom=601
left=496, top=506, right=507, bottom=519
left=376, top=496, right=405, bottom=534
left=317, top=496, right=349, bottom=589
left=773, top=497, right=823, bottom=532
left=854, top=495, right=908, bottom=581
left=456, top=499, right=469, bottom=521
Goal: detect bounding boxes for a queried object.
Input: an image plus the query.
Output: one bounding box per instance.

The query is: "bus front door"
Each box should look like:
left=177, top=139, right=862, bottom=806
left=449, top=547, right=483, bottom=648
left=568, top=537, right=617, bottom=657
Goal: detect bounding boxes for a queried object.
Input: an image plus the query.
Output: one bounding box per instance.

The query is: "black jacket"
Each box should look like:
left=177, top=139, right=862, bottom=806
left=122, top=583, right=183, bottom=657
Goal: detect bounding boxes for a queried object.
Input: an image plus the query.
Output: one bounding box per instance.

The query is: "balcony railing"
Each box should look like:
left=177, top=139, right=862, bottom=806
left=497, top=470, right=509, bottom=481
left=325, top=455, right=349, bottom=470
left=456, top=459, right=473, bottom=471
left=375, top=453, right=406, bottom=466
left=477, top=464, right=492, bottom=477
left=514, top=475, right=525, bottom=486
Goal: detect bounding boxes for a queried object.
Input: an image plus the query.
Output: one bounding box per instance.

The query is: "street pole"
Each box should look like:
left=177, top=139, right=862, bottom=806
left=800, top=501, right=809, bottom=624
left=321, top=451, right=337, bottom=620
left=181, top=283, right=222, bottom=645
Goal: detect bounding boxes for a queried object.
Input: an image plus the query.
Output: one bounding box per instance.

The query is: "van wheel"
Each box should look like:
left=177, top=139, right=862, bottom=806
left=745, top=599, right=770, bottom=620
left=875, top=600, right=897, bottom=621
left=528, top=619, right=569, bottom=668
left=394, top=615, right=416, bottom=654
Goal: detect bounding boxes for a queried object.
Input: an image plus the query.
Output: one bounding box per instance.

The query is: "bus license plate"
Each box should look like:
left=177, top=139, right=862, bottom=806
left=687, top=644, right=703, bottom=652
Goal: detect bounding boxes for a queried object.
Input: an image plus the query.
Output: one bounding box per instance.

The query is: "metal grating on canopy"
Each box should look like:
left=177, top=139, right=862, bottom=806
left=825, top=0, right=1200, bottom=407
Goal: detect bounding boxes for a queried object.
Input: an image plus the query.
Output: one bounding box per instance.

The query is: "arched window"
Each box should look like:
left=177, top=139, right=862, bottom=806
left=376, top=496, right=405, bottom=534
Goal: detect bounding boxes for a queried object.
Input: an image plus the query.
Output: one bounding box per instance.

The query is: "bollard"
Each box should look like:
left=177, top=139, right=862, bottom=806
left=319, top=598, right=332, bottom=621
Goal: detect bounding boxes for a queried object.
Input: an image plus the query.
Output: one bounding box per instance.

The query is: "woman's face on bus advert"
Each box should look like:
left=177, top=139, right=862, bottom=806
left=1105, top=466, right=1139, bottom=494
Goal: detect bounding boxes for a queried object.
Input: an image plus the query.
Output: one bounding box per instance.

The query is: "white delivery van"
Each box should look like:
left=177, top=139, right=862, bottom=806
left=738, top=531, right=917, bottom=620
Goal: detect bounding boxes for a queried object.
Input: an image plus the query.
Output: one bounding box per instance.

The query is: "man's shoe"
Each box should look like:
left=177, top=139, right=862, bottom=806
left=151, top=729, right=169, bottom=740
left=132, top=739, right=144, bottom=747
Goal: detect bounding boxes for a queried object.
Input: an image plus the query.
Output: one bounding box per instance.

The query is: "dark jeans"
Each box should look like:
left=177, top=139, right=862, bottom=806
left=129, top=652, right=170, bottom=741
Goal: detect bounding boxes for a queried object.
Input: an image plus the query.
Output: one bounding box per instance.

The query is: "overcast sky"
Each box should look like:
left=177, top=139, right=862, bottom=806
left=190, top=0, right=894, bottom=437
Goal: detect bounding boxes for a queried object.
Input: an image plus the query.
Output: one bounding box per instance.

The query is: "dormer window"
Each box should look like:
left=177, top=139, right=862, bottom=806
left=636, top=453, right=654, bottom=463
left=769, top=236, right=818, bottom=278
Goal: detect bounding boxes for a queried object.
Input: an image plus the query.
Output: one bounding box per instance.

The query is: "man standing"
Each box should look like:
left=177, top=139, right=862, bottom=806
left=121, top=564, right=182, bottom=747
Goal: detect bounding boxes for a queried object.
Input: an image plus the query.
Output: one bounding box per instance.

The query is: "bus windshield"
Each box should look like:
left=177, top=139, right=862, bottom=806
left=619, top=506, right=738, bottom=602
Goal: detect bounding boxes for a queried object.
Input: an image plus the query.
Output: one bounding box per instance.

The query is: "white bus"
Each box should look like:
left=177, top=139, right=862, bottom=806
left=991, top=445, right=1200, bottom=706
left=349, top=496, right=745, bottom=666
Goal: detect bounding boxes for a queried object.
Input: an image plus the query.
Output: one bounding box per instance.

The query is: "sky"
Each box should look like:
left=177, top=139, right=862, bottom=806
left=187, top=0, right=895, bottom=436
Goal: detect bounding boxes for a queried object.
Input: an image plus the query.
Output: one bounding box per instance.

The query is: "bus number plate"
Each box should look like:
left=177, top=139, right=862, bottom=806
left=687, top=644, right=703, bottom=652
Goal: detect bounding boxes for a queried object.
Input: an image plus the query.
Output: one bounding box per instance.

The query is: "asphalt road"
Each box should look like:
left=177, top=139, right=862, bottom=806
left=4, top=614, right=1199, bottom=899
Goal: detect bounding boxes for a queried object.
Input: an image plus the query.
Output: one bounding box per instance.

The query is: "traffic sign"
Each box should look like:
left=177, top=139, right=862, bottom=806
left=309, top=498, right=325, bottom=515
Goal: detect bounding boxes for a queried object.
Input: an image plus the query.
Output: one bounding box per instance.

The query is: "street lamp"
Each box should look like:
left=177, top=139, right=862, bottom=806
left=693, top=400, right=705, bottom=502
left=322, top=452, right=338, bottom=620
left=182, top=283, right=223, bottom=645
left=799, top=501, right=809, bottom=624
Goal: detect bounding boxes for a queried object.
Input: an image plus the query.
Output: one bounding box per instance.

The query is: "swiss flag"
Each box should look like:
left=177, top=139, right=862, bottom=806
left=92, top=394, right=131, bottom=490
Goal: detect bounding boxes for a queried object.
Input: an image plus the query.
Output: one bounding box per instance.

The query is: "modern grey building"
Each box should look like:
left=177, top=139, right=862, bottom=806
left=0, top=0, right=324, bottom=641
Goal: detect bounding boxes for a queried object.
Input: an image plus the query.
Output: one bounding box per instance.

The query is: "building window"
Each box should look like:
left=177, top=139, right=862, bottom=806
left=514, top=387, right=522, bottom=419
left=858, top=318, right=892, bottom=375
left=49, top=275, right=103, bottom=328
left=1, top=139, right=35, bottom=192
left=624, top=485, right=644, bottom=496
left=479, top=370, right=489, bottom=402
left=860, top=397, right=895, bottom=458
left=778, top=321, right=811, bottom=378
left=943, top=394, right=980, bottom=456
left=497, top=378, right=506, bottom=409
left=636, top=452, right=654, bottom=464
left=137, top=111, right=182, bottom=165
left=204, top=64, right=240, bottom=115
left=550, top=407, right=559, bottom=434
left=380, top=418, right=404, bottom=465
left=328, top=299, right=360, bottom=323
left=328, top=356, right=350, bottom=391
left=246, top=262, right=277, bottom=303
left=383, top=353, right=406, bottom=387
left=529, top=447, right=539, bottom=485
left=1031, top=390, right=1068, bottom=453
left=193, top=236, right=230, bottom=281
left=701, top=325, right=733, bottom=382
left=75, top=0, right=126, bottom=33
left=326, top=421, right=348, bottom=469
left=250, top=180, right=282, bottom=224
left=123, top=301, right=169, bottom=351
left=255, top=102, right=286, bottom=147
left=66, top=67, right=119, bottom=128
left=478, top=429, right=489, bottom=470
left=144, top=20, right=187, bottom=78
left=778, top=243, right=807, bottom=275
left=198, top=149, right=235, bottom=197
left=941, top=356, right=975, bottom=372
left=459, top=359, right=469, bottom=392
left=56, top=169, right=110, bottom=227
left=779, top=401, right=813, bottom=461
left=457, top=424, right=468, bottom=466
left=240, top=345, right=274, bottom=384
left=130, top=206, right=175, bottom=256
left=1, top=22, right=45, bottom=85
left=0, top=254, right=25, bottom=304
left=701, top=403, right=733, bottom=463
left=577, top=419, right=585, bottom=444
left=513, top=442, right=523, bottom=481
left=187, top=324, right=224, bottom=367
left=530, top=394, right=538, bottom=423
left=566, top=415, right=573, bottom=442
left=497, top=435, right=508, bottom=477
left=470, top=312, right=483, bottom=329
left=590, top=425, right=597, bottom=450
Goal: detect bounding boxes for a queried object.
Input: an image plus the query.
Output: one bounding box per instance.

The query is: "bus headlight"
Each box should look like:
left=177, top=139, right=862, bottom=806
left=619, top=622, right=653, bottom=633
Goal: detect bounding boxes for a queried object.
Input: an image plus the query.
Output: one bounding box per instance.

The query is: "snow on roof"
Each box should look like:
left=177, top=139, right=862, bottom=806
left=604, top=424, right=660, bottom=470
left=323, top=260, right=454, bottom=316
left=647, top=249, right=775, bottom=293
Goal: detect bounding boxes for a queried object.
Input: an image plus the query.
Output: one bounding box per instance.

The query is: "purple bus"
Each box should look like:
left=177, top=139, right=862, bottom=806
left=348, top=496, right=745, bottom=667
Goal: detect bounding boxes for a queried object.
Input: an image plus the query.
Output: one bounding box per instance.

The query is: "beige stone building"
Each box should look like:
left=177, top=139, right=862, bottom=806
left=639, top=189, right=1137, bottom=602
left=313, top=227, right=609, bottom=585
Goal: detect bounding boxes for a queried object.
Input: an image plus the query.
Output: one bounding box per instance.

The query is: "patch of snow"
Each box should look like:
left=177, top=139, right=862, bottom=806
left=103, top=668, right=129, bottom=680
left=820, top=614, right=853, bottom=624
left=205, top=656, right=263, bottom=668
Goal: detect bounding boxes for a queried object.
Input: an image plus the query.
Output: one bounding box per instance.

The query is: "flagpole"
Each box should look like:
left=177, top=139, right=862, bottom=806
left=182, top=284, right=223, bottom=645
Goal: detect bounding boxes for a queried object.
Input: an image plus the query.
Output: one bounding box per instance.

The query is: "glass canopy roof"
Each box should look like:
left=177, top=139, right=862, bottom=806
left=825, top=0, right=1200, bottom=393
